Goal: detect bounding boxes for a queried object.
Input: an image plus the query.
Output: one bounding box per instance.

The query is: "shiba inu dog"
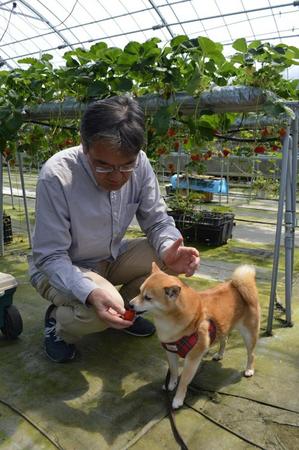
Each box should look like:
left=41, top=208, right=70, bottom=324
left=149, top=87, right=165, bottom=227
left=130, top=263, right=260, bottom=409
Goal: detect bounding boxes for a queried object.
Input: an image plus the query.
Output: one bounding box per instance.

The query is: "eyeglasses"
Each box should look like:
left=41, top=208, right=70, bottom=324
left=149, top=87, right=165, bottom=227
left=95, top=161, right=138, bottom=173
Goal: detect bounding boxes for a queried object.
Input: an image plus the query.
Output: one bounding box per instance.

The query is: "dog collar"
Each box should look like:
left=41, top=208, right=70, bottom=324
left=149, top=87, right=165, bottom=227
left=161, top=320, right=217, bottom=358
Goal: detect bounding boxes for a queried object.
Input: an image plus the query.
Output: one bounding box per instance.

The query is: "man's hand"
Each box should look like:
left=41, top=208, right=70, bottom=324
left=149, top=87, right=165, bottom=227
left=162, top=237, right=200, bottom=277
left=86, top=288, right=134, bottom=329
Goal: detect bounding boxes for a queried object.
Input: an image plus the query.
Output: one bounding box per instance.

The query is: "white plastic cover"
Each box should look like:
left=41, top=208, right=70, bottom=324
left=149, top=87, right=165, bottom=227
left=0, top=273, right=18, bottom=293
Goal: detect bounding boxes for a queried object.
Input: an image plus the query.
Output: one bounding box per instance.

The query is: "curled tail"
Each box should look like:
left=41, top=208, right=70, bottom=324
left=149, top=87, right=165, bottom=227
left=231, top=265, right=259, bottom=308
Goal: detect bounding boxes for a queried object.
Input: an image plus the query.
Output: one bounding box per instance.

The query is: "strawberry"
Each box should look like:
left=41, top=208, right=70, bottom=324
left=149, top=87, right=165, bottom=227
left=167, top=128, right=176, bottom=137
left=123, top=310, right=136, bottom=321
left=279, top=128, right=286, bottom=138
left=271, top=145, right=280, bottom=152
left=222, top=148, right=230, bottom=157
left=261, top=127, right=270, bottom=137
left=168, top=163, right=175, bottom=173
left=173, top=141, right=180, bottom=151
left=156, top=147, right=166, bottom=155
left=254, top=145, right=266, bottom=154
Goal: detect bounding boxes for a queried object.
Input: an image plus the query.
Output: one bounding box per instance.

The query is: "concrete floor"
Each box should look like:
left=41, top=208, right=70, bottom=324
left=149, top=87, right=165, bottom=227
left=0, top=198, right=299, bottom=450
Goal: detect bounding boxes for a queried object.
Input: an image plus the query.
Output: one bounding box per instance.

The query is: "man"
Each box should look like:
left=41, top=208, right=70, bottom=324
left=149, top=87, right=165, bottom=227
left=28, top=95, right=200, bottom=363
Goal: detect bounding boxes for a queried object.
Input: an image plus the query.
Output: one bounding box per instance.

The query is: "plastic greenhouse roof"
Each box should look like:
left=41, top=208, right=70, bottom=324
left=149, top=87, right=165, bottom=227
left=0, top=0, right=299, bottom=77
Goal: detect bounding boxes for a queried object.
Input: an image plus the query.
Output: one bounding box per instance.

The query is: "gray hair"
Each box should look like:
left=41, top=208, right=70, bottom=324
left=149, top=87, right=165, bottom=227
left=80, top=95, right=145, bottom=155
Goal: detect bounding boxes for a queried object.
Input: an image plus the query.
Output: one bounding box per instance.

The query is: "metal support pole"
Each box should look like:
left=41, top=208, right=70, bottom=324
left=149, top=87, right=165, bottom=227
left=0, top=153, right=3, bottom=256
left=6, top=161, right=15, bottom=209
left=266, top=128, right=290, bottom=335
left=17, top=151, right=32, bottom=248
left=284, top=136, right=294, bottom=326
left=219, top=157, right=224, bottom=204
left=226, top=158, right=229, bottom=203
left=290, top=113, right=298, bottom=279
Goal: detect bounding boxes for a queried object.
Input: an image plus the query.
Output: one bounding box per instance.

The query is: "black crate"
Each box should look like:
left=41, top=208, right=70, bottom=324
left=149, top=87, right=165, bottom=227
left=168, top=210, right=234, bottom=245
left=196, top=210, right=235, bottom=226
left=3, top=214, right=13, bottom=244
left=168, top=212, right=197, bottom=242
left=196, top=220, right=234, bottom=245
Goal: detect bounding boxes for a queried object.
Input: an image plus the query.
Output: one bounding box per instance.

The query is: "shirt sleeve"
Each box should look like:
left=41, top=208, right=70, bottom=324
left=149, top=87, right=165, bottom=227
left=135, top=155, right=182, bottom=259
left=32, top=178, right=98, bottom=303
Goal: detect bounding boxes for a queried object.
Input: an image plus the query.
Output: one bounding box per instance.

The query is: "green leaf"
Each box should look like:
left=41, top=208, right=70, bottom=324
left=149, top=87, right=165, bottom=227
left=198, top=37, right=223, bottom=56
left=0, top=112, right=23, bottom=139
left=41, top=53, right=53, bottom=61
left=102, top=47, right=122, bottom=63
left=170, top=35, right=188, bottom=50
left=86, top=80, right=108, bottom=97
left=89, top=42, right=108, bottom=58
left=124, top=41, right=141, bottom=55
left=186, top=68, right=201, bottom=94
left=273, top=45, right=286, bottom=55
left=248, top=40, right=262, bottom=50
left=232, top=38, right=248, bottom=53
left=17, top=57, right=38, bottom=65
left=111, top=78, right=133, bottom=92
left=117, top=51, right=139, bottom=67
left=152, top=107, right=170, bottom=135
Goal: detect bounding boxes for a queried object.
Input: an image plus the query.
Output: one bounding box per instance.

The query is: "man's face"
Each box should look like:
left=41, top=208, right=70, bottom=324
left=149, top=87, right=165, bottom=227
left=86, top=140, right=137, bottom=191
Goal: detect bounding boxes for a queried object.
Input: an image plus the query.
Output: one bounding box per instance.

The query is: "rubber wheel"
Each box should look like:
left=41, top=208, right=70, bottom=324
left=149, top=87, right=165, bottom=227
left=1, top=305, right=23, bottom=339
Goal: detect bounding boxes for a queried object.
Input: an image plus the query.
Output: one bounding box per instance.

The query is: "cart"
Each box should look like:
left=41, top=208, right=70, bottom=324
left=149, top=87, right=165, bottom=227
left=0, top=272, right=23, bottom=339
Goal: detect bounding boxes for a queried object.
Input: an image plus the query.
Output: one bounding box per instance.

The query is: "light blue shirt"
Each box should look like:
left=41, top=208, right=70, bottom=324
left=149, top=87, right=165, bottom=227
left=29, top=146, right=181, bottom=303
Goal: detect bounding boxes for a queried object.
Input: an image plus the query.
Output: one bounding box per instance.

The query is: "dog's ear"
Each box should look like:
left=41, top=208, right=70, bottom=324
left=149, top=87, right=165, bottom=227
left=151, top=262, right=162, bottom=273
left=164, top=285, right=181, bottom=300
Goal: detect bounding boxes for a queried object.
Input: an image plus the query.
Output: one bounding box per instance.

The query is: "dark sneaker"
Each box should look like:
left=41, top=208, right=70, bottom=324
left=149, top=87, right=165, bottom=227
left=123, top=316, right=156, bottom=337
left=44, top=305, right=77, bottom=363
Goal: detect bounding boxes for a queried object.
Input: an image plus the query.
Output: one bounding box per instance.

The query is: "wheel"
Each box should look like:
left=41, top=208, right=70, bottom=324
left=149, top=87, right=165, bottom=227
left=1, top=305, right=23, bottom=339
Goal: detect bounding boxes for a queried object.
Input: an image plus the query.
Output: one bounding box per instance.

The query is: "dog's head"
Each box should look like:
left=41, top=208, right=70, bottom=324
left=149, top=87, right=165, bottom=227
left=130, top=263, right=183, bottom=315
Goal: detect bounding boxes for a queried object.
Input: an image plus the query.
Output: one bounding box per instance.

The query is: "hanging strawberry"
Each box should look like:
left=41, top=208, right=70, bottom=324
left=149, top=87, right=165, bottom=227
left=156, top=147, right=166, bottom=155
left=173, top=141, right=180, bottom=151
left=271, top=145, right=280, bottom=152
left=254, top=145, right=266, bottom=154
left=167, top=128, right=176, bottom=137
left=279, top=128, right=286, bottom=138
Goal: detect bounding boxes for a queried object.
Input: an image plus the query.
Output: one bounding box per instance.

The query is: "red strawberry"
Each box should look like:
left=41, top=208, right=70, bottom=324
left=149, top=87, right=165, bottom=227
left=156, top=147, right=166, bottom=155
left=168, top=163, right=175, bottom=173
left=279, top=128, right=286, bottom=138
left=254, top=145, right=266, bottom=154
left=271, top=145, right=280, bottom=152
left=173, top=141, right=180, bottom=151
left=261, top=127, right=270, bottom=137
left=222, top=148, right=230, bottom=157
left=167, top=128, right=176, bottom=137
left=123, top=310, right=136, bottom=321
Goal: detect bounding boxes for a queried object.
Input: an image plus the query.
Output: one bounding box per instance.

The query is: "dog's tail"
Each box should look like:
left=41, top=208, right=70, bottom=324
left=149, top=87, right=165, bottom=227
left=231, top=265, right=259, bottom=307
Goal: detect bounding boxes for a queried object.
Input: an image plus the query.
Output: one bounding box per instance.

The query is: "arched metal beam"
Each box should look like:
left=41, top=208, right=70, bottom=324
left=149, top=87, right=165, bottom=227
left=148, top=0, right=174, bottom=38
left=17, top=0, right=74, bottom=51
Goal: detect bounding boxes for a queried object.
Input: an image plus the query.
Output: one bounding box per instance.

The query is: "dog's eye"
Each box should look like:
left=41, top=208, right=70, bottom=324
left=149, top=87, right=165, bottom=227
left=143, top=294, right=152, bottom=302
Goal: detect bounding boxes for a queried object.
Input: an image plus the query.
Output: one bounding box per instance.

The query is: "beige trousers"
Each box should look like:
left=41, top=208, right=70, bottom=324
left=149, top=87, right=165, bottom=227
left=33, top=238, right=163, bottom=343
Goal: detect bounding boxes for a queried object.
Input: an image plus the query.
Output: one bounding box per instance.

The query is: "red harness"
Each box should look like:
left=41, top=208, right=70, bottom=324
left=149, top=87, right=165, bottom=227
left=161, top=320, right=217, bottom=358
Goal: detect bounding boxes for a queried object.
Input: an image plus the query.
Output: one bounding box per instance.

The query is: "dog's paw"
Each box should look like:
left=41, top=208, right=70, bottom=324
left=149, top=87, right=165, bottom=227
left=244, top=369, right=254, bottom=377
left=212, top=352, right=223, bottom=361
left=162, top=378, right=178, bottom=392
left=172, top=396, right=184, bottom=410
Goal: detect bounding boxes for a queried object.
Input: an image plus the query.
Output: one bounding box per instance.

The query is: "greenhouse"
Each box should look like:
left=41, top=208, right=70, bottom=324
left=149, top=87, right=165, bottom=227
left=0, top=1, right=299, bottom=449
